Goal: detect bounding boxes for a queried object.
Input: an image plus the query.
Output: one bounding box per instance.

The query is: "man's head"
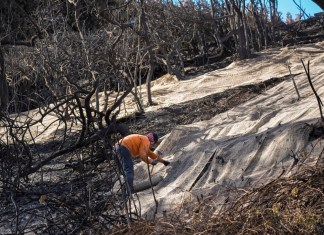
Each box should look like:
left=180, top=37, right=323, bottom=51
left=147, top=132, right=158, bottom=146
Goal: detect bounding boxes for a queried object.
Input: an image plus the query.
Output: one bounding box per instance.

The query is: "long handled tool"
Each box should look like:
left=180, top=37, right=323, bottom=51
left=150, top=150, right=163, bottom=175
left=150, top=165, right=155, bottom=174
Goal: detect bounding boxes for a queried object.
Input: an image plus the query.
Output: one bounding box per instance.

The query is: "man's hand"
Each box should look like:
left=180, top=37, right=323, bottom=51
left=163, top=160, right=170, bottom=166
left=152, top=159, right=158, bottom=165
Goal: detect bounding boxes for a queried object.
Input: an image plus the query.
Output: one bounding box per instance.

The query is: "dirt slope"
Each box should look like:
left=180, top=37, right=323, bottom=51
left=1, top=39, right=324, bottom=234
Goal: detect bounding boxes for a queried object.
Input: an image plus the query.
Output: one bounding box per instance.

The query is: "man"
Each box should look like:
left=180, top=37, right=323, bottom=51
left=117, top=132, right=170, bottom=194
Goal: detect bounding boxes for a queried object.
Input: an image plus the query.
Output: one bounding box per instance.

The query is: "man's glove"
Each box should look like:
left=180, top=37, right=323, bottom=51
left=163, top=160, right=170, bottom=166
left=152, top=159, right=158, bottom=165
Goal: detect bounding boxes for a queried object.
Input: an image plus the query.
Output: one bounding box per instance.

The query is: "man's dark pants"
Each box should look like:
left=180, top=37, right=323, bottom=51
left=118, top=145, right=135, bottom=193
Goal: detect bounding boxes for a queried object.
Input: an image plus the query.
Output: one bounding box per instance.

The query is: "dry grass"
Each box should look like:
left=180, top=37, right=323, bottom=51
left=110, top=159, right=324, bottom=234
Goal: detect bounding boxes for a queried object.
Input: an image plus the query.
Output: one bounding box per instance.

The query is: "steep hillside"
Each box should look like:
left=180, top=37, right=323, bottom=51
left=1, top=34, right=324, bottom=235
left=118, top=41, right=324, bottom=233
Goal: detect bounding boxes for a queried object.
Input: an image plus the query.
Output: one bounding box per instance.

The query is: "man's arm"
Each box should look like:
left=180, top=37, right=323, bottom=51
left=147, top=149, right=164, bottom=163
left=148, top=150, right=170, bottom=166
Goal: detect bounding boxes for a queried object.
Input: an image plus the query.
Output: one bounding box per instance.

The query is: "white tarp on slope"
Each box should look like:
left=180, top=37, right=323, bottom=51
left=132, top=41, right=324, bottom=218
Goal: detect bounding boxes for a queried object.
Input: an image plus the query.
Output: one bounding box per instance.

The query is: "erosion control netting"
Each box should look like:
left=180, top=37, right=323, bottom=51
left=124, top=41, right=324, bottom=230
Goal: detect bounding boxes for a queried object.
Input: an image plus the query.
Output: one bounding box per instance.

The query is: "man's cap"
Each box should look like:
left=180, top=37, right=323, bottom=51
left=147, top=132, right=158, bottom=144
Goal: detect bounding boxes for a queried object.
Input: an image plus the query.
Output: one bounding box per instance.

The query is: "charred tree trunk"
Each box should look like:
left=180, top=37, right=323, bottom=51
left=0, top=48, right=9, bottom=111
left=256, top=0, right=270, bottom=48
left=139, top=0, right=155, bottom=106
left=227, top=0, right=251, bottom=59
left=249, top=0, right=266, bottom=50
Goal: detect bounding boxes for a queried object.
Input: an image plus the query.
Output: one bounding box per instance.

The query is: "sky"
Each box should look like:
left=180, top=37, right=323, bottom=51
left=278, top=0, right=322, bottom=19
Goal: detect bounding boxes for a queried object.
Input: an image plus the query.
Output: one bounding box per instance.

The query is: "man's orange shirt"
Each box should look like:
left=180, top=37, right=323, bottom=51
left=119, top=134, right=163, bottom=164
